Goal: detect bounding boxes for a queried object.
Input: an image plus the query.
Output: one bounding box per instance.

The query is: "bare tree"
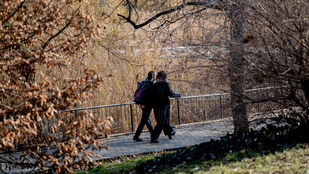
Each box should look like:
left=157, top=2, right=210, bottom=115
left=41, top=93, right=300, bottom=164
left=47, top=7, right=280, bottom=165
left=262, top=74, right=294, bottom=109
left=0, top=0, right=111, bottom=173
left=242, top=0, right=309, bottom=118
left=118, top=0, right=249, bottom=132
left=227, top=2, right=249, bottom=133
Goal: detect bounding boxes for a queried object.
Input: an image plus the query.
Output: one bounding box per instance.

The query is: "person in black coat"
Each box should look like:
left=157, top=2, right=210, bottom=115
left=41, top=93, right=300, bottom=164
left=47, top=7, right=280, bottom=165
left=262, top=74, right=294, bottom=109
left=133, top=71, right=155, bottom=141
left=151, top=71, right=181, bottom=143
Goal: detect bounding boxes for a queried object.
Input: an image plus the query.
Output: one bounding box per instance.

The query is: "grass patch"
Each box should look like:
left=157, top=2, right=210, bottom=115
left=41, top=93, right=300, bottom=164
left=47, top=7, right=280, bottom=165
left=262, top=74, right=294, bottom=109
left=164, top=145, right=309, bottom=174
left=207, top=146, right=309, bottom=174
left=74, top=145, right=309, bottom=174
left=74, top=152, right=171, bottom=174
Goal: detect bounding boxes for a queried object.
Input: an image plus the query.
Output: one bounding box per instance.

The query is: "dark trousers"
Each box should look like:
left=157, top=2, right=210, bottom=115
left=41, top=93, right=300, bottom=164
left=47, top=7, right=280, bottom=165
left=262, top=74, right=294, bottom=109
left=133, top=106, right=153, bottom=138
left=163, top=125, right=174, bottom=135
left=152, top=124, right=174, bottom=140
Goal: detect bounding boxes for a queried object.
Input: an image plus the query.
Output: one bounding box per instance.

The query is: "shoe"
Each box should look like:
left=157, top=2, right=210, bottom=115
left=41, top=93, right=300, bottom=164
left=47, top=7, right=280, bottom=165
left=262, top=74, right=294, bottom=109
left=133, top=137, right=143, bottom=141
left=168, top=131, right=176, bottom=139
left=150, top=139, right=159, bottom=143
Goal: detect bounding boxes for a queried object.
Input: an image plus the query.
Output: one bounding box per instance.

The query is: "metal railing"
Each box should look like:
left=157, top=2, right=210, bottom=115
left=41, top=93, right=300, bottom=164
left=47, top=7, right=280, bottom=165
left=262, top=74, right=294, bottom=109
left=0, top=86, right=288, bottom=155
left=61, top=86, right=287, bottom=136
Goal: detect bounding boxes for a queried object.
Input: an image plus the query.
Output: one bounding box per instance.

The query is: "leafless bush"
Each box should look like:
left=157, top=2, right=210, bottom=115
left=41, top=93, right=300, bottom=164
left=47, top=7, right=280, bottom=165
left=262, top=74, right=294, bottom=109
left=242, top=0, right=309, bottom=116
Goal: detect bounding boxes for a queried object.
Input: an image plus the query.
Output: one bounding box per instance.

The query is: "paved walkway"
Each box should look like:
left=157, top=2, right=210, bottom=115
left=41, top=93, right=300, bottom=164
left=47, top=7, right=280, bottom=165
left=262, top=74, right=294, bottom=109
left=4, top=117, right=274, bottom=173
left=3, top=120, right=235, bottom=173
left=90, top=120, right=235, bottom=161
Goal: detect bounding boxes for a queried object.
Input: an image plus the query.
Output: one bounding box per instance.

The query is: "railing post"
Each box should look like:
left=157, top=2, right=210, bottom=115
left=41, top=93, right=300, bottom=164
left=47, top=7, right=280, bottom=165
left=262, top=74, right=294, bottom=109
left=220, top=94, right=223, bottom=119
left=75, top=110, right=79, bottom=134
left=204, top=110, right=207, bottom=121
left=130, top=103, right=134, bottom=132
left=257, top=89, right=260, bottom=113
left=177, top=99, right=181, bottom=125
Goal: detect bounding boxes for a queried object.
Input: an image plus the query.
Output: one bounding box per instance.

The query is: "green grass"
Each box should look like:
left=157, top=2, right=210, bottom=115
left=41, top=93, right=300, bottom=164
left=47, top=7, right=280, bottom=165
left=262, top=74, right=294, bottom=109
left=74, top=152, right=169, bottom=174
left=74, top=145, right=309, bottom=174
left=168, top=146, right=309, bottom=174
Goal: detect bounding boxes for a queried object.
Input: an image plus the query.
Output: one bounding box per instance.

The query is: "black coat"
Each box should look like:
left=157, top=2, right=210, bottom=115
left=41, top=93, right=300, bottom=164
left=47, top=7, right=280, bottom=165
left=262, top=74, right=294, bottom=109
left=141, top=77, right=155, bottom=107
left=153, top=81, right=180, bottom=125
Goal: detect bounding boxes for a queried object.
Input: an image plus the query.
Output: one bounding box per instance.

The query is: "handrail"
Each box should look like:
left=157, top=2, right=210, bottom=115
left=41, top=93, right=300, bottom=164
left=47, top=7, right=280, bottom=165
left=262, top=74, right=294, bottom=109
left=58, top=86, right=287, bottom=137
left=63, top=102, right=135, bottom=112
left=65, top=86, right=286, bottom=111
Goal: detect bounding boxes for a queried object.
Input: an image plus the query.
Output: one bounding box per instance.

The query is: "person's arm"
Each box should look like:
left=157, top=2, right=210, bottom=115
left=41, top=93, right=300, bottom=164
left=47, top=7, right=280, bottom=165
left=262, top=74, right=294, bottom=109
left=166, top=82, right=181, bottom=97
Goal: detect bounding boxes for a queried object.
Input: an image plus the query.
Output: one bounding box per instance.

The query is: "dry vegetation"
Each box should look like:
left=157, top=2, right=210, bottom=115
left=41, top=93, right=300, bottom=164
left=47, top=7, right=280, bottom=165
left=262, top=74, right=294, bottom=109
left=44, top=0, right=231, bottom=107
left=2, top=0, right=307, bottom=173
left=0, top=0, right=113, bottom=172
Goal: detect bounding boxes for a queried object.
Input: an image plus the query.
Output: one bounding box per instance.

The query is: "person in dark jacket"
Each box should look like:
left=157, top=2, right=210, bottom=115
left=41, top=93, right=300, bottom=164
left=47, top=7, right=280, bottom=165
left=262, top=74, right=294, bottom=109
left=133, top=71, right=155, bottom=141
left=151, top=71, right=181, bottom=143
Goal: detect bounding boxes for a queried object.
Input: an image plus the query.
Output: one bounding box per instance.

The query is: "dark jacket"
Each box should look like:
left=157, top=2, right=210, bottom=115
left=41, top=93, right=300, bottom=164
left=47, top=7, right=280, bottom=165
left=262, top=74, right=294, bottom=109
left=153, top=80, right=180, bottom=124
left=141, top=77, right=155, bottom=107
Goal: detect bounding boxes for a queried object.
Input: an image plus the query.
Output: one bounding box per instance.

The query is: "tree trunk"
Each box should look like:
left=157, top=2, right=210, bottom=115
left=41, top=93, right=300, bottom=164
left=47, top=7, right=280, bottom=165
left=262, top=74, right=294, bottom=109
left=228, top=4, right=249, bottom=133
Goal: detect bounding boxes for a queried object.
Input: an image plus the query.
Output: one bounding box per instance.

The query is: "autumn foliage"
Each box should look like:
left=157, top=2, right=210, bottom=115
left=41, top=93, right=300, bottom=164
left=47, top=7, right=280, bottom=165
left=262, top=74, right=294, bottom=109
left=0, top=0, right=111, bottom=173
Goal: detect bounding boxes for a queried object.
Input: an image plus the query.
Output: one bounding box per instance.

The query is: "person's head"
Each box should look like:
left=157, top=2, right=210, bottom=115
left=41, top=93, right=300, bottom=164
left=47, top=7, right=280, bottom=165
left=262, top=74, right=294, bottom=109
left=148, top=71, right=156, bottom=80
left=156, top=71, right=167, bottom=81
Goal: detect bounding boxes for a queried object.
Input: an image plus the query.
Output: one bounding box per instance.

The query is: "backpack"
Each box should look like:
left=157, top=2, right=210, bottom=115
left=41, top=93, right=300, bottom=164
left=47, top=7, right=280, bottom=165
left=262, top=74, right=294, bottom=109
left=134, top=81, right=152, bottom=104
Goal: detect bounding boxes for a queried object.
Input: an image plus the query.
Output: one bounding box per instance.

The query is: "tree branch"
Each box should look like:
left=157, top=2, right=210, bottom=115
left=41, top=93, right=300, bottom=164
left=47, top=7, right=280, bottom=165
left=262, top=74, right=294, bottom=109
left=42, top=5, right=82, bottom=50
left=93, top=38, right=144, bottom=66
left=153, top=7, right=208, bottom=30
left=3, top=0, right=27, bottom=25
left=118, top=1, right=225, bottom=29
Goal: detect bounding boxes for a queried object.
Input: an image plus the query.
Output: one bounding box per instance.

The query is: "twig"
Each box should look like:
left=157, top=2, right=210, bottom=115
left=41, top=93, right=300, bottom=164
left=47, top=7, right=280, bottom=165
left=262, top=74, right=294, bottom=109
left=118, top=1, right=225, bottom=29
